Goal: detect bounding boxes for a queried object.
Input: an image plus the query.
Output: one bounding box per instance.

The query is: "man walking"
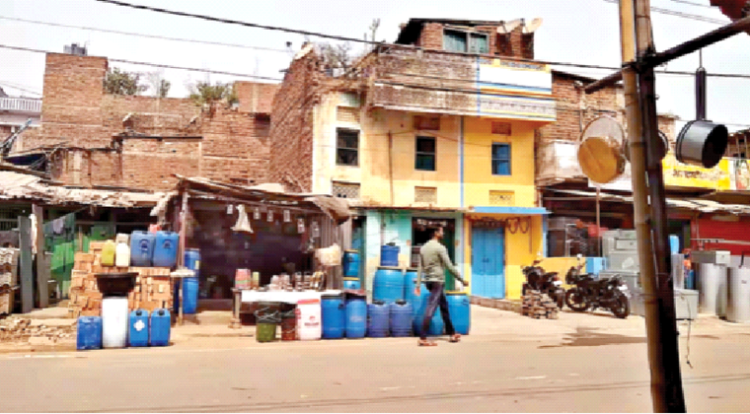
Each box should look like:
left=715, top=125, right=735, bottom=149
left=416, top=226, right=468, bottom=346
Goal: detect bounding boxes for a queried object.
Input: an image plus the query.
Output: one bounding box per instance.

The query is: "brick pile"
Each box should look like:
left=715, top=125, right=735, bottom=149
left=0, top=317, right=75, bottom=344
left=522, top=290, right=559, bottom=320
left=67, top=242, right=173, bottom=318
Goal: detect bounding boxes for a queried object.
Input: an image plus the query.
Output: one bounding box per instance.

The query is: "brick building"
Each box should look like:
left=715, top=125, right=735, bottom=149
left=9, top=53, right=279, bottom=191
left=270, top=18, right=558, bottom=301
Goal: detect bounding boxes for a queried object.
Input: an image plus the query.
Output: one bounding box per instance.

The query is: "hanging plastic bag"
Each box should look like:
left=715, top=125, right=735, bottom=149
left=231, top=205, right=253, bottom=234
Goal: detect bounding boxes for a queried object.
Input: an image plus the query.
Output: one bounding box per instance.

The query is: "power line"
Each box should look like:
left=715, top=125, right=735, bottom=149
left=95, top=0, right=379, bottom=45
left=0, top=81, right=42, bottom=96
left=602, top=0, right=727, bottom=24
left=668, top=0, right=715, bottom=9
left=0, top=44, right=283, bottom=82
left=0, top=16, right=290, bottom=54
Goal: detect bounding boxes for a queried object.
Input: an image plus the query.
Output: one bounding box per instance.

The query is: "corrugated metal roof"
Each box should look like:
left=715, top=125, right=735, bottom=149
left=0, top=171, right=163, bottom=207
left=549, top=189, right=750, bottom=215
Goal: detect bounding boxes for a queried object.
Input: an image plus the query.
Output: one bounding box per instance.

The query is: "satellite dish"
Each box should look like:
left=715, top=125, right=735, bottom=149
left=577, top=116, right=627, bottom=184
left=498, top=19, right=522, bottom=35
left=523, top=18, right=543, bottom=34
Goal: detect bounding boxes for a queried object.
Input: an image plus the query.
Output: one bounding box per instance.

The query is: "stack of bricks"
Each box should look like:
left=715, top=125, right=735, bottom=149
left=522, top=291, right=560, bottom=320
left=128, top=267, right=173, bottom=312
left=67, top=242, right=173, bottom=318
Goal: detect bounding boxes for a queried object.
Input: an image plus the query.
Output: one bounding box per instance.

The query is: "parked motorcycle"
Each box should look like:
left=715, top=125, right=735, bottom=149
left=522, top=256, right=565, bottom=309
left=564, top=255, right=630, bottom=319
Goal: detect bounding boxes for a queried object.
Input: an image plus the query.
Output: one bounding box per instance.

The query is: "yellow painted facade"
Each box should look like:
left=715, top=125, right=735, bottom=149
left=311, top=93, right=553, bottom=300
left=462, top=117, right=540, bottom=208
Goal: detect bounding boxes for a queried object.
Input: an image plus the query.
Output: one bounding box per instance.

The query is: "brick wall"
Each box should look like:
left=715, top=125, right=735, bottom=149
left=415, top=23, right=534, bottom=59
left=236, top=82, right=279, bottom=114
left=537, top=72, right=621, bottom=143
left=268, top=47, right=323, bottom=192
left=26, top=53, right=276, bottom=190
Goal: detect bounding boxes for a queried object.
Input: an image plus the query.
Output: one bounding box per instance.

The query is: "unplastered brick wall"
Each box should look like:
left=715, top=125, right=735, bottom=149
left=537, top=72, right=621, bottom=143
left=30, top=53, right=276, bottom=190
left=537, top=71, right=677, bottom=144
left=269, top=47, right=325, bottom=192
left=415, top=23, right=534, bottom=59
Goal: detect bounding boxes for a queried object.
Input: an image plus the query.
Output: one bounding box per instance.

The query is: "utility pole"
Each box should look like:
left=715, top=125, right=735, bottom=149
left=620, top=0, right=686, bottom=412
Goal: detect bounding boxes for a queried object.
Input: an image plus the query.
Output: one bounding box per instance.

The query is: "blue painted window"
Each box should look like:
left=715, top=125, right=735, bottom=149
left=415, top=136, right=436, bottom=171
left=492, top=143, right=511, bottom=176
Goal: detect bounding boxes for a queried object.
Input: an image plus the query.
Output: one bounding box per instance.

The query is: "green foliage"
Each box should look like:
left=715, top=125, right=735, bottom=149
left=104, top=68, right=147, bottom=96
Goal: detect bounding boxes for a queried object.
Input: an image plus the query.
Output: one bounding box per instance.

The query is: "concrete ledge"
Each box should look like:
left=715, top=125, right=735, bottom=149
left=472, top=296, right=522, bottom=313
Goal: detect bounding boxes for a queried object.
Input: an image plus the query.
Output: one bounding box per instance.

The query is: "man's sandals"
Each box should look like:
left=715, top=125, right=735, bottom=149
left=418, top=334, right=461, bottom=346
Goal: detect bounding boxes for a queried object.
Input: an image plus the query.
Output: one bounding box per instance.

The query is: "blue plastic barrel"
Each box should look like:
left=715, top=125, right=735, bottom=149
left=150, top=308, right=171, bottom=346
left=585, top=257, right=606, bottom=277
left=380, top=245, right=400, bottom=267
left=128, top=309, right=150, bottom=347
left=153, top=231, right=179, bottom=268
left=184, top=249, right=201, bottom=278
left=130, top=231, right=155, bottom=267
left=343, top=277, right=361, bottom=290
left=76, top=316, right=103, bottom=351
left=671, top=235, right=680, bottom=255
left=447, top=293, right=471, bottom=335
left=413, top=286, right=444, bottom=337
left=321, top=295, right=346, bottom=339
left=404, top=269, right=419, bottom=308
left=389, top=301, right=413, bottom=337
left=343, top=250, right=360, bottom=277
left=373, top=266, right=405, bottom=305
left=345, top=297, right=367, bottom=339
left=367, top=302, right=390, bottom=338
left=175, top=277, right=200, bottom=315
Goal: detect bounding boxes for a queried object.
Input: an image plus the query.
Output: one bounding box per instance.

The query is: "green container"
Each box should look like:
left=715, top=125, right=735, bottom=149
left=256, top=323, right=278, bottom=343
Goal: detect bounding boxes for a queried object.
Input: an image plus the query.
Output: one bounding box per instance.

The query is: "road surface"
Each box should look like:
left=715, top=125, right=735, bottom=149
left=0, top=325, right=748, bottom=412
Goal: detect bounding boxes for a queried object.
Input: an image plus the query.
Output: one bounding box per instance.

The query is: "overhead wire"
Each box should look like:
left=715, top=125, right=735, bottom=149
left=0, top=44, right=283, bottom=82
left=3, top=43, right=750, bottom=128
left=0, top=15, right=290, bottom=54
left=602, top=0, right=727, bottom=24
left=668, top=0, right=716, bottom=9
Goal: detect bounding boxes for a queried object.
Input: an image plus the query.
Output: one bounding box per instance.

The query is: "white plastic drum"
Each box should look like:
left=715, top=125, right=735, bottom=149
left=296, top=299, right=321, bottom=341
left=697, top=263, right=728, bottom=317
left=102, top=297, right=129, bottom=348
left=727, top=266, right=750, bottom=323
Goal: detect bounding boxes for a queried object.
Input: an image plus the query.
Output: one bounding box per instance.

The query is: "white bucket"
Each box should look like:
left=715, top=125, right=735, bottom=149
left=296, top=299, right=321, bottom=341
left=102, top=297, right=129, bottom=348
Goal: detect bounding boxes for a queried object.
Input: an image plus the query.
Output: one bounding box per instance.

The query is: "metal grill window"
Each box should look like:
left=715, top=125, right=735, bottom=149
left=415, top=187, right=437, bottom=204
left=332, top=182, right=360, bottom=200
left=336, top=128, right=359, bottom=166
left=0, top=206, right=27, bottom=231
left=489, top=191, right=515, bottom=206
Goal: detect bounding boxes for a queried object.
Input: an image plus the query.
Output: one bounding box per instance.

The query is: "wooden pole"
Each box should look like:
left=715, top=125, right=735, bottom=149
left=32, top=205, right=48, bottom=308
left=17, top=216, right=33, bottom=313
left=622, top=0, right=686, bottom=411
left=177, top=189, right=189, bottom=326
left=635, top=0, right=686, bottom=411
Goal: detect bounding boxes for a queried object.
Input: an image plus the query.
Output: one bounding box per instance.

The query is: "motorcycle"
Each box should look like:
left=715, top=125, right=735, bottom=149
left=564, top=255, right=630, bottom=319
left=522, top=256, right=565, bottom=309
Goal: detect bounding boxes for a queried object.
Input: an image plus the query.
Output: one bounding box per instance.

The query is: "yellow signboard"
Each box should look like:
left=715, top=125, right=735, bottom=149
left=662, top=153, right=731, bottom=190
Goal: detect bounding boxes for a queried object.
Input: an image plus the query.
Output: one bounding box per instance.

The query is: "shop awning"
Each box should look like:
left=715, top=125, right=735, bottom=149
left=547, top=189, right=750, bottom=216
left=469, top=206, right=550, bottom=215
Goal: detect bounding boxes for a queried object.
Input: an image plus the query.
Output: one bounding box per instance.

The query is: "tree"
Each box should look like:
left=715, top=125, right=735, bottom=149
left=104, top=68, right=147, bottom=95
left=188, top=81, right=237, bottom=114
left=147, top=71, right=171, bottom=98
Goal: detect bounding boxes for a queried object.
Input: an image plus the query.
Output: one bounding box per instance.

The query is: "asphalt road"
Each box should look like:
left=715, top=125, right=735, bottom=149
left=0, top=328, right=748, bottom=412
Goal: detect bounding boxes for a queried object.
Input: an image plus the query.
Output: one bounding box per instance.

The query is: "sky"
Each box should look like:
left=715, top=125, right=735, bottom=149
left=2, top=0, right=750, bottom=132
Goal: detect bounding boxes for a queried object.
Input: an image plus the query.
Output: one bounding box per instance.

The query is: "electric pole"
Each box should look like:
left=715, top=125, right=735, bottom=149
left=619, top=0, right=686, bottom=411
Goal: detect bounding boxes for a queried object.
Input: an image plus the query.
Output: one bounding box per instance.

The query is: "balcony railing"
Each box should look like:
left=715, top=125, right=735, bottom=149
left=0, top=98, right=42, bottom=114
